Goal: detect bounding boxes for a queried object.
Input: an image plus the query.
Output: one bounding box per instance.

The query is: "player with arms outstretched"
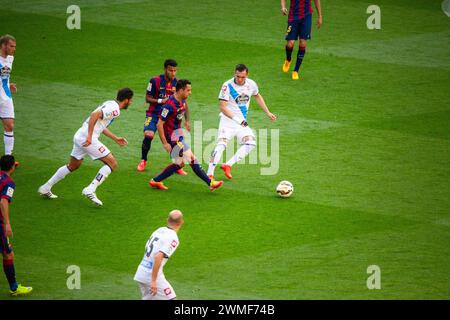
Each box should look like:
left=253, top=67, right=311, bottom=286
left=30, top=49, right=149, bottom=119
left=137, top=59, right=187, bottom=176
left=149, top=79, right=223, bottom=191
left=134, top=209, right=184, bottom=300
left=281, top=0, right=322, bottom=80
left=38, top=88, right=133, bottom=206
left=207, top=64, right=277, bottom=180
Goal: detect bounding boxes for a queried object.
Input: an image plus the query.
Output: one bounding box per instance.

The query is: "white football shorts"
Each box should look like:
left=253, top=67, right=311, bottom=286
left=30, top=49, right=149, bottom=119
left=217, top=115, right=255, bottom=144
left=71, top=134, right=111, bottom=160
left=137, top=279, right=176, bottom=300
left=0, top=98, right=15, bottom=119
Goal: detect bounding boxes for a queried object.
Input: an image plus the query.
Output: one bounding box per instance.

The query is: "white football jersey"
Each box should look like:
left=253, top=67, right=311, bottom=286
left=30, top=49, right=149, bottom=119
left=75, top=100, right=120, bottom=140
left=134, top=227, right=180, bottom=284
left=0, top=55, right=14, bottom=101
left=218, top=78, right=259, bottom=120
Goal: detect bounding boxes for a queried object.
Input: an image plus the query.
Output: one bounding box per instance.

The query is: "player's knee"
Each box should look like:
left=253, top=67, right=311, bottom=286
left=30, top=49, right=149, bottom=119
left=67, top=162, right=81, bottom=171
left=286, top=41, right=295, bottom=49
left=218, top=138, right=228, bottom=146
left=144, top=131, right=154, bottom=140
left=109, top=159, right=118, bottom=171
left=243, top=136, right=256, bottom=146
left=299, top=41, right=307, bottom=50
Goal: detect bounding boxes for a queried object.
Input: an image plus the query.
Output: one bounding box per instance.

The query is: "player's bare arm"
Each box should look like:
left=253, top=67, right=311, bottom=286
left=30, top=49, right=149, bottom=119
left=220, top=99, right=247, bottom=126
left=156, top=120, right=171, bottom=153
left=151, top=252, right=164, bottom=295
left=102, top=128, right=128, bottom=146
left=314, top=0, right=322, bottom=29
left=146, top=94, right=169, bottom=105
left=184, top=104, right=191, bottom=132
left=254, top=94, right=277, bottom=122
left=1, top=198, right=12, bottom=238
left=280, top=0, right=288, bottom=15
left=83, top=110, right=103, bottom=147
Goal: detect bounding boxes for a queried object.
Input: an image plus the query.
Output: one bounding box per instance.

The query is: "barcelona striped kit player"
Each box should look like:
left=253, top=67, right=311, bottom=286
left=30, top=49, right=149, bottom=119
left=281, top=0, right=322, bottom=80
left=0, top=155, right=32, bottom=296
left=149, top=80, right=223, bottom=191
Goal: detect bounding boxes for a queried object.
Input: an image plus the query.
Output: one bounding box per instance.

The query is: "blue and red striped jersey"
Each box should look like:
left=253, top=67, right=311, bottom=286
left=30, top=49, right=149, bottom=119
left=145, top=74, right=177, bottom=116
left=288, top=0, right=313, bottom=22
left=0, top=172, right=15, bottom=224
left=159, top=96, right=187, bottom=143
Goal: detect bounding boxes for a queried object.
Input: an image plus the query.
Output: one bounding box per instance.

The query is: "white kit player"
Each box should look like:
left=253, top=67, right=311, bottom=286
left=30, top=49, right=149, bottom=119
left=38, top=88, right=133, bottom=206
left=207, top=64, right=277, bottom=179
left=134, top=210, right=184, bottom=300
left=0, top=35, right=18, bottom=158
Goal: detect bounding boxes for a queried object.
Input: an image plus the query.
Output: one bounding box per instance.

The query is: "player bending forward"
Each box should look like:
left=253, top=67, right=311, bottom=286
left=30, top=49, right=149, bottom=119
left=207, top=64, right=277, bottom=180
left=149, top=79, right=223, bottom=191
left=134, top=210, right=184, bottom=300
left=38, top=88, right=133, bottom=206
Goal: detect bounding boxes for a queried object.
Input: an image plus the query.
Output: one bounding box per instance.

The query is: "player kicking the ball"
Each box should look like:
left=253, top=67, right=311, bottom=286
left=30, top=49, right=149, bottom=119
left=38, top=88, right=133, bottom=206
left=207, top=64, right=277, bottom=180
left=149, top=80, right=223, bottom=191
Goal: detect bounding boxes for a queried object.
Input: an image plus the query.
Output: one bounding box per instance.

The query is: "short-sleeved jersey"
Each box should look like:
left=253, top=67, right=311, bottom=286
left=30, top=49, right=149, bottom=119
left=159, top=96, right=187, bottom=143
left=146, top=75, right=177, bottom=116
left=0, top=55, right=14, bottom=101
left=288, top=0, right=313, bottom=22
left=218, top=78, right=259, bottom=121
left=0, top=172, right=15, bottom=224
left=75, top=100, right=120, bottom=140
left=134, top=227, right=180, bottom=284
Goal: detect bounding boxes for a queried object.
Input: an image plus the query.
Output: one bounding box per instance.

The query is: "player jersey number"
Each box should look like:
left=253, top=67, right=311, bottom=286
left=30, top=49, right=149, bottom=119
left=145, top=236, right=160, bottom=257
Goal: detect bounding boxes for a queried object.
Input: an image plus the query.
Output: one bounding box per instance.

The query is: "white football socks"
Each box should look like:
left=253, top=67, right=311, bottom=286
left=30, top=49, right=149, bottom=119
left=226, top=144, right=256, bottom=167
left=87, top=165, right=112, bottom=192
left=207, top=143, right=226, bottom=176
left=46, top=165, right=71, bottom=188
left=3, top=131, right=14, bottom=155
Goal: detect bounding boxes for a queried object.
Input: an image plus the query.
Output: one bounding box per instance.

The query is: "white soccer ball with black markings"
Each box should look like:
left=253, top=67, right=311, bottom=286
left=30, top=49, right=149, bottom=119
left=276, top=180, right=294, bottom=198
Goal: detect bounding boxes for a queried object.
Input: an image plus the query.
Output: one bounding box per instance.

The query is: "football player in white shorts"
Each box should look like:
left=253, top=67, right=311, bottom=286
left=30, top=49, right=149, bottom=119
left=0, top=35, right=18, bottom=159
left=207, top=64, right=277, bottom=179
left=134, top=210, right=184, bottom=300
left=38, top=88, right=133, bottom=206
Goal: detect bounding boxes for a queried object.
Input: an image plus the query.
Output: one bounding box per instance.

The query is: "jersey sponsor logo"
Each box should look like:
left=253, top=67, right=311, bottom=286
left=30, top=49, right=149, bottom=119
left=171, top=240, right=178, bottom=248
left=0, top=66, right=11, bottom=79
left=164, top=287, right=172, bottom=296
left=235, top=94, right=250, bottom=105
left=98, top=146, right=106, bottom=153
left=6, top=186, right=14, bottom=198
left=161, top=108, right=169, bottom=118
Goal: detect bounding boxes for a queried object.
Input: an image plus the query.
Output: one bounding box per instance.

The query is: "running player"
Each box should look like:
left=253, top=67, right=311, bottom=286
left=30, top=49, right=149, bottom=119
left=281, top=0, right=322, bottom=80
left=137, top=59, right=187, bottom=175
left=207, top=64, right=277, bottom=180
left=38, top=88, right=133, bottom=206
left=0, top=155, right=32, bottom=296
left=149, top=79, right=223, bottom=191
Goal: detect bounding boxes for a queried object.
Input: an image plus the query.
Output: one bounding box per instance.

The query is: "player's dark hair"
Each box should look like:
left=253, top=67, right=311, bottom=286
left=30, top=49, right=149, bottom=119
left=235, top=64, right=249, bottom=73
left=164, top=59, right=177, bottom=69
left=0, top=34, right=16, bottom=46
left=0, top=155, right=15, bottom=171
left=176, top=79, right=191, bottom=91
left=116, top=87, right=134, bottom=101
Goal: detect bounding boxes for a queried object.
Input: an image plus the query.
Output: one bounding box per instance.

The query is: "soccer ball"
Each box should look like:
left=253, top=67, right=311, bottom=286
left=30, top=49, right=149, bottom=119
left=276, top=181, right=294, bottom=198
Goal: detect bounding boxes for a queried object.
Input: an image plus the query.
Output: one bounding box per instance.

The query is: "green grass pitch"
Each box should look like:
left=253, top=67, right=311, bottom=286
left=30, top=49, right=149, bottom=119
left=1, top=0, right=449, bottom=299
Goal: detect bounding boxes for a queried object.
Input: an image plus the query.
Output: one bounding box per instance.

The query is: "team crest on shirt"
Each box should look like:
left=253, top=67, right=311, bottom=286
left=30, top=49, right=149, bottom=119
left=164, top=288, right=172, bottom=296
left=6, top=187, right=14, bottom=197
left=235, top=94, right=250, bottom=105
left=0, top=66, right=10, bottom=79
